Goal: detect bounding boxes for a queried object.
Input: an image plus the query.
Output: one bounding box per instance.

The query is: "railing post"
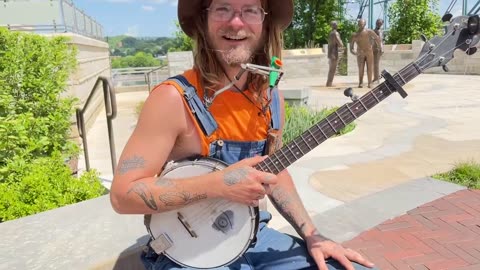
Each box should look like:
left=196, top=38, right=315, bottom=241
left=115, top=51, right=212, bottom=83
left=76, top=77, right=117, bottom=173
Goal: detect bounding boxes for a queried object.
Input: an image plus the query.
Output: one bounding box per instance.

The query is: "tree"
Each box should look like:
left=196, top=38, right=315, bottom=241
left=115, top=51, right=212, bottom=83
left=283, top=0, right=355, bottom=49
left=168, top=21, right=193, bottom=52
left=111, top=52, right=161, bottom=68
left=387, top=0, right=442, bottom=44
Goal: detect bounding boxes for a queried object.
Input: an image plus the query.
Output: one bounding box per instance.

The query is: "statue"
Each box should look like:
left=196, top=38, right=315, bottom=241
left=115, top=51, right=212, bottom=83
left=326, top=21, right=344, bottom=87
left=349, top=19, right=382, bottom=88
left=373, top=18, right=385, bottom=83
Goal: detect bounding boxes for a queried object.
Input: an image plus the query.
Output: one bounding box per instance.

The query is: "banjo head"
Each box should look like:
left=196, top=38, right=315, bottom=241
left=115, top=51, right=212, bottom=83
left=146, top=157, right=259, bottom=269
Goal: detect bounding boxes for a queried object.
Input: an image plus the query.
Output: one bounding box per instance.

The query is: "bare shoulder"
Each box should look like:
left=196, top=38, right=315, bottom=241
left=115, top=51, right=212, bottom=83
left=136, top=83, right=188, bottom=134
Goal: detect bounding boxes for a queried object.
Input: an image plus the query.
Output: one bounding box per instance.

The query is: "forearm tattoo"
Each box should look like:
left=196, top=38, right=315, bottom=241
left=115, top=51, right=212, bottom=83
left=156, top=177, right=207, bottom=207
left=270, top=186, right=308, bottom=237
left=155, top=177, right=175, bottom=187
left=159, top=191, right=207, bottom=207
left=224, top=168, right=250, bottom=186
left=127, top=182, right=158, bottom=211
left=118, top=155, right=146, bottom=175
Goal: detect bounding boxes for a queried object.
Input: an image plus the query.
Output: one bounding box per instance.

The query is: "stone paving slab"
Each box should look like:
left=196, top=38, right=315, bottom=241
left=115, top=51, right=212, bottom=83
left=343, top=189, right=480, bottom=270
left=276, top=177, right=466, bottom=242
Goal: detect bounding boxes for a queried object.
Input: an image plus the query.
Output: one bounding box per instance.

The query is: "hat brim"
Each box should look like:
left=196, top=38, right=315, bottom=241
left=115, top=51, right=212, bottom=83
left=178, top=0, right=293, bottom=37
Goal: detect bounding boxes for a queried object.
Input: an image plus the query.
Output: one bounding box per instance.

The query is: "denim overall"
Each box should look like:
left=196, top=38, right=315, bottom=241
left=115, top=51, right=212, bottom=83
left=141, top=76, right=374, bottom=270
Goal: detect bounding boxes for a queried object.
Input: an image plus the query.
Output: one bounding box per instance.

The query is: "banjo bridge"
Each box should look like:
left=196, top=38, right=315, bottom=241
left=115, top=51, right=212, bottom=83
left=177, top=212, right=198, bottom=238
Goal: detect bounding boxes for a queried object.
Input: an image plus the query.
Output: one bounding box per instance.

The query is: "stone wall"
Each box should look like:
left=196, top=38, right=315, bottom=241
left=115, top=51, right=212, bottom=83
left=168, top=40, right=480, bottom=82
left=50, top=33, right=112, bottom=137
left=167, top=51, right=194, bottom=77
left=281, top=48, right=329, bottom=79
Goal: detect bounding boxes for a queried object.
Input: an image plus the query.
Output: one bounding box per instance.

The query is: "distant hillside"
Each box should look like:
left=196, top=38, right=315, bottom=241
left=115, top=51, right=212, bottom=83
left=106, top=35, right=176, bottom=57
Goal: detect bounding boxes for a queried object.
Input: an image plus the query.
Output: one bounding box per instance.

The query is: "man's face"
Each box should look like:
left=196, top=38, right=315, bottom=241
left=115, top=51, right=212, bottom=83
left=206, top=0, right=264, bottom=66
left=376, top=20, right=383, bottom=28
left=358, top=19, right=366, bottom=30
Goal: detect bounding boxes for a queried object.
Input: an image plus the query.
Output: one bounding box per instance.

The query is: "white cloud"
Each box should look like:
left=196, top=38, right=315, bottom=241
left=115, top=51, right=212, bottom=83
left=147, top=0, right=177, bottom=5
left=105, top=0, right=133, bottom=3
left=125, top=25, right=139, bottom=37
left=142, top=5, right=155, bottom=11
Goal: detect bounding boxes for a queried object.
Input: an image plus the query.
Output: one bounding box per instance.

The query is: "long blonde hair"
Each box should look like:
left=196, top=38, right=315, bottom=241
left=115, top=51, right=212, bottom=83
left=190, top=0, right=284, bottom=93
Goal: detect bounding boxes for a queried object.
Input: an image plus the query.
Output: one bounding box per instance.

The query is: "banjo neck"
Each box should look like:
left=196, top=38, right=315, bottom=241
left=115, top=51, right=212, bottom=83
left=254, top=62, right=422, bottom=175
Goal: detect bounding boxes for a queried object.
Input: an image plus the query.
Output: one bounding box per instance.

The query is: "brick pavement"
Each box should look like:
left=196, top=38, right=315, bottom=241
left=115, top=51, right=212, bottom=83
left=343, top=189, right=480, bottom=270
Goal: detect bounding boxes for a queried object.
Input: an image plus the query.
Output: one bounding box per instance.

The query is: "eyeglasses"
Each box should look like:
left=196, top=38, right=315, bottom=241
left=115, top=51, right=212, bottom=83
left=206, top=5, right=268, bottom=24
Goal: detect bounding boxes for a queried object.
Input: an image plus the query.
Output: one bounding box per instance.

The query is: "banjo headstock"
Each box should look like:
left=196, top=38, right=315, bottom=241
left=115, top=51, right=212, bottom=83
left=415, top=15, right=479, bottom=72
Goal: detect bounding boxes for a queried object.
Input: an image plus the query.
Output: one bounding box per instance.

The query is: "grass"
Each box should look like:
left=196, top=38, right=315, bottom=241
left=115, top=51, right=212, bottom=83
left=432, top=160, right=480, bottom=189
left=135, top=101, right=145, bottom=118
left=283, top=103, right=355, bottom=144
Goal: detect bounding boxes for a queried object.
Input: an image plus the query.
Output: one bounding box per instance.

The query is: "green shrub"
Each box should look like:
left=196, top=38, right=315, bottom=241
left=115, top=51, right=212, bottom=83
left=0, top=28, right=78, bottom=169
left=0, top=28, right=106, bottom=222
left=0, top=153, right=106, bottom=222
left=283, top=102, right=355, bottom=144
left=432, top=160, right=480, bottom=189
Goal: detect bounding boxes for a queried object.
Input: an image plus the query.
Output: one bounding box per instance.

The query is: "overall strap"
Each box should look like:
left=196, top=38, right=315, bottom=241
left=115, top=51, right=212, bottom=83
left=269, top=87, right=281, bottom=130
left=168, top=75, right=218, bottom=136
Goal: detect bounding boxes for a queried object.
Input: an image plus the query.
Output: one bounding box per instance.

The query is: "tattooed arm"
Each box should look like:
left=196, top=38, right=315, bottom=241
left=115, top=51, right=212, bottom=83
left=110, top=85, right=276, bottom=214
left=110, top=85, right=224, bottom=214
left=268, top=170, right=324, bottom=240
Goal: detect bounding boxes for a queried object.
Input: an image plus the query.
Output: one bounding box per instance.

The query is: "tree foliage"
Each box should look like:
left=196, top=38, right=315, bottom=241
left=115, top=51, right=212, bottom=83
left=111, top=51, right=162, bottom=68
left=108, top=35, right=174, bottom=57
left=283, top=0, right=356, bottom=49
left=386, top=0, right=442, bottom=44
left=168, top=21, right=194, bottom=52
left=0, top=28, right=106, bottom=222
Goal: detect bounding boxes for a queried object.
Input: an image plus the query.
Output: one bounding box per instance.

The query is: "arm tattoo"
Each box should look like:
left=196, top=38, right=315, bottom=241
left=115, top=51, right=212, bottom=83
left=270, top=186, right=307, bottom=236
left=127, top=182, right=158, bottom=211
left=155, top=177, right=175, bottom=187
left=224, top=168, right=249, bottom=186
left=159, top=191, right=207, bottom=206
left=118, top=155, right=146, bottom=175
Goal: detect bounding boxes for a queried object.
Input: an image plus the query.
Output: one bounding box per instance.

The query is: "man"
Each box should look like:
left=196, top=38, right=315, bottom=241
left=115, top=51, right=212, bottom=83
left=326, top=21, right=344, bottom=87
left=373, top=19, right=385, bottom=83
left=349, top=19, right=382, bottom=88
left=110, top=0, right=377, bottom=269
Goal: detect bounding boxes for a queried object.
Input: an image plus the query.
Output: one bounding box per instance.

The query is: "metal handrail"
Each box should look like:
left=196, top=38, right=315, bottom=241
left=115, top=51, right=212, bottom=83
left=75, top=76, right=117, bottom=172
left=144, top=65, right=168, bottom=92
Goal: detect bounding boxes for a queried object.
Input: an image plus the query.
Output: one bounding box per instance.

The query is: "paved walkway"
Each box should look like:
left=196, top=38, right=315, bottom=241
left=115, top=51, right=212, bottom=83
left=344, top=189, right=480, bottom=270
left=79, top=73, right=480, bottom=269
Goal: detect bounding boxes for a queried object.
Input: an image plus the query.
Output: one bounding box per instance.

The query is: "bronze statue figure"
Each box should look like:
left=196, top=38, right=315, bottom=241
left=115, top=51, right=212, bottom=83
left=326, top=21, right=344, bottom=87
left=373, top=18, right=385, bottom=83
left=349, top=19, right=382, bottom=88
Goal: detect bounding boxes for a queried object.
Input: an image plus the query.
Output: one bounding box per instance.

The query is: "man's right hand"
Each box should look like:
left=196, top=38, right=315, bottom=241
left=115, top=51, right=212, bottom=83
left=218, top=156, right=278, bottom=206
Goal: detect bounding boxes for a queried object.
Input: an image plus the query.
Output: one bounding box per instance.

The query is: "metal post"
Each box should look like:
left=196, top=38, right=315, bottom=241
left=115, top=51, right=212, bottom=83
left=383, top=0, right=388, bottom=29
left=463, top=0, right=468, bottom=15
left=369, top=0, right=374, bottom=29
left=103, top=81, right=117, bottom=172
left=59, top=0, right=67, bottom=32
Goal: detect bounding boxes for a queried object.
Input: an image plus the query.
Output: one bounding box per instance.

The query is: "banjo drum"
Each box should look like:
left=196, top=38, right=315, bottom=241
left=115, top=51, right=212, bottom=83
left=145, top=157, right=259, bottom=269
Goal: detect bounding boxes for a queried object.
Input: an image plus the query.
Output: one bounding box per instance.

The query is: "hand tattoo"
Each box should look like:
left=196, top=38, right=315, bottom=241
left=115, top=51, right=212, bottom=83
left=224, top=168, right=250, bottom=186
left=127, top=182, right=158, bottom=210
left=118, top=155, right=146, bottom=175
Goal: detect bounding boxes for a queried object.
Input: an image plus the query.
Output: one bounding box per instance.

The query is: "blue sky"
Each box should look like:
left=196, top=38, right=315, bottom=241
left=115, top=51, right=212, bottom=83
left=72, top=0, right=476, bottom=38
left=73, top=0, right=179, bottom=37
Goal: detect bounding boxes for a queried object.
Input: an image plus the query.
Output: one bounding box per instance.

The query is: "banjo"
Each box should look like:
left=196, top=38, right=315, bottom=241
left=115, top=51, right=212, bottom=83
left=145, top=15, right=479, bottom=269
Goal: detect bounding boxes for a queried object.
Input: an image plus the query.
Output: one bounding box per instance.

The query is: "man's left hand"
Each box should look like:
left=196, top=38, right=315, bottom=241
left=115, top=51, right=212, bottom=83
left=305, top=235, right=375, bottom=270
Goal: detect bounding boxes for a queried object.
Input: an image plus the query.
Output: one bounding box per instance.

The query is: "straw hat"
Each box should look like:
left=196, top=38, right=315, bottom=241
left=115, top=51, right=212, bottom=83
left=178, top=0, right=294, bottom=37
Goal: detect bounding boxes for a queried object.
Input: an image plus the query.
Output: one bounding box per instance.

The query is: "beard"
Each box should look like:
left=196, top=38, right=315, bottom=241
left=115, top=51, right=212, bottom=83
left=219, top=45, right=253, bottom=65
left=209, top=28, right=260, bottom=66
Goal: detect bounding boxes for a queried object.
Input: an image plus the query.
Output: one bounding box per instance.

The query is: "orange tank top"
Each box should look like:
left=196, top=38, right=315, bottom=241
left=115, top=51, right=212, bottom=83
left=160, top=69, right=273, bottom=156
